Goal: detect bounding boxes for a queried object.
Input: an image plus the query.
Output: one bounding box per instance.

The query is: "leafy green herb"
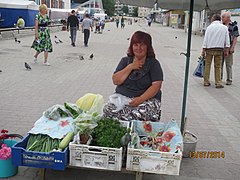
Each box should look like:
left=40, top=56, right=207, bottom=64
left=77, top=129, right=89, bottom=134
left=92, top=118, right=127, bottom=148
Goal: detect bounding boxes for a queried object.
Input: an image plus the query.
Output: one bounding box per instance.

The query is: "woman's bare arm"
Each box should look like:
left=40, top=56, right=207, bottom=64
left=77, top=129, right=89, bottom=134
left=129, top=81, right=162, bottom=107
left=35, top=19, right=38, bottom=39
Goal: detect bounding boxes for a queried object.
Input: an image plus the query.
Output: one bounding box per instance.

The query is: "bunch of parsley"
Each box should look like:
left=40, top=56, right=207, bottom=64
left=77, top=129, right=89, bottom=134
left=92, top=118, right=127, bottom=148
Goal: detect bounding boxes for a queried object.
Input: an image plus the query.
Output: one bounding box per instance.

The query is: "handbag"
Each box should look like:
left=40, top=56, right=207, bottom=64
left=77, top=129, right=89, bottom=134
left=193, top=56, right=205, bottom=78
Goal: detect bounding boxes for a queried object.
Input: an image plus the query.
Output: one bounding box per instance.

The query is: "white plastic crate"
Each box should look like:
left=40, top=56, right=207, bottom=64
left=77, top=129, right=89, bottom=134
left=69, top=120, right=129, bottom=171
left=126, top=121, right=182, bottom=175
left=69, top=143, right=122, bottom=171
left=126, top=147, right=182, bottom=175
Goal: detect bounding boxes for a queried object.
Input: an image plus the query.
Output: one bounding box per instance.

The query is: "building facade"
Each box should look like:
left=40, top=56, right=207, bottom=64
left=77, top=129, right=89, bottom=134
left=138, top=7, right=151, bottom=17
left=115, top=0, right=136, bottom=15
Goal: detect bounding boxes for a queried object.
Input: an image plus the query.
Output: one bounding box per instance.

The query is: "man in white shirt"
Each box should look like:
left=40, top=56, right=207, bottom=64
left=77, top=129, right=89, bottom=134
left=202, top=14, right=230, bottom=88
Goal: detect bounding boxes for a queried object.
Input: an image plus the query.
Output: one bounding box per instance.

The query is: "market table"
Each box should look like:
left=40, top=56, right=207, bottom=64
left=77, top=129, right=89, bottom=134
left=40, top=167, right=144, bottom=180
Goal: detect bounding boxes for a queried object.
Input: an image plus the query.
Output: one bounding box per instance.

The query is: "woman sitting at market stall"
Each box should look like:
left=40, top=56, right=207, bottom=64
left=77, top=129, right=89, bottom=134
left=103, top=31, right=163, bottom=121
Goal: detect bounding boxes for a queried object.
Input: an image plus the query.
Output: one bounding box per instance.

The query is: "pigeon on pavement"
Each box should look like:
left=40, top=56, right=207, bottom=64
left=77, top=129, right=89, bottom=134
left=17, top=40, right=21, bottom=43
left=58, top=39, right=63, bottom=43
left=54, top=35, right=58, bottom=38
left=79, top=56, right=84, bottom=60
left=25, top=62, right=31, bottom=70
left=15, top=38, right=17, bottom=42
left=54, top=40, right=59, bottom=44
left=89, top=54, right=93, bottom=60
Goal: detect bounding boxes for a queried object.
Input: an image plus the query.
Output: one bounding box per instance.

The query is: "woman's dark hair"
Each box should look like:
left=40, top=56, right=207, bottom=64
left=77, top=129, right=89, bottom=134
left=127, top=31, right=155, bottom=58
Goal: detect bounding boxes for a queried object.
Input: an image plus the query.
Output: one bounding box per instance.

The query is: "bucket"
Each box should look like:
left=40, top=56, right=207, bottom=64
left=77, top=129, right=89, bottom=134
left=183, top=131, right=198, bottom=158
left=0, top=139, right=18, bottom=178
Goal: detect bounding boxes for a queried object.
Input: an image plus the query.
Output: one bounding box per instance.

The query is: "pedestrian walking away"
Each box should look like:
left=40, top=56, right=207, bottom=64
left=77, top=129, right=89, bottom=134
left=100, top=20, right=105, bottom=33
left=115, top=16, right=120, bottom=28
left=147, top=18, right=152, bottom=27
left=121, top=16, right=125, bottom=28
left=67, top=10, right=79, bottom=47
left=31, top=4, right=53, bottom=66
left=201, top=14, right=230, bottom=88
left=81, top=14, right=93, bottom=47
left=221, top=12, right=239, bottom=85
left=95, top=19, right=101, bottom=33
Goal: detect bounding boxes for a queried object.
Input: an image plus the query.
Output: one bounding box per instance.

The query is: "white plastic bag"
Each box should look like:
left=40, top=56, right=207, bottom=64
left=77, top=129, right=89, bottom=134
left=89, top=94, right=104, bottom=114
left=109, top=93, right=131, bottom=112
left=43, top=104, right=69, bottom=120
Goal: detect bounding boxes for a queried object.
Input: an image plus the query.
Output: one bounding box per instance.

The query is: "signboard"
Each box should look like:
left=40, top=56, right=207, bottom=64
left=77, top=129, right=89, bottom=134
left=170, top=14, right=178, bottom=25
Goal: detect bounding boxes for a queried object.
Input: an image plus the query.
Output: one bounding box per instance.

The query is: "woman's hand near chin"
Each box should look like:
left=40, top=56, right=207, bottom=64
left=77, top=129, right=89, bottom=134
left=131, top=59, right=144, bottom=70
left=129, top=96, right=143, bottom=107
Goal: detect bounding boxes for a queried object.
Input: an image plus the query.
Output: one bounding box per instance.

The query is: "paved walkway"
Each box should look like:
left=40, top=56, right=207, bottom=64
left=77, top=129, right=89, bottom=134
left=0, top=20, right=240, bottom=180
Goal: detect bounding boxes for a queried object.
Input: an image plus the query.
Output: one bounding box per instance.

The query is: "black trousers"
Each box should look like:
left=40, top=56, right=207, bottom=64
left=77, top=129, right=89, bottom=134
left=83, top=29, right=90, bottom=45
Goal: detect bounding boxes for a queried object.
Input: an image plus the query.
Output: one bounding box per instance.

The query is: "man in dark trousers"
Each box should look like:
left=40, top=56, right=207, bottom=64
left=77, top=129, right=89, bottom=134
left=221, top=12, right=239, bottom=85
left=67, top=10, right=79, bottom=47
left=81, top=14, right=93, bottom=47
left=121, top=16, right=125, bottom=28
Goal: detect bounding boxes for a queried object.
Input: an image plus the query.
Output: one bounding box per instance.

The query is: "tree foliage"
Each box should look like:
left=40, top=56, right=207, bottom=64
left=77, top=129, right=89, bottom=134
left=132, top=7, right=138, bottom=17
left=102, top=0, right=115, bottom=16
left=122, top=5, right=129, bottom=15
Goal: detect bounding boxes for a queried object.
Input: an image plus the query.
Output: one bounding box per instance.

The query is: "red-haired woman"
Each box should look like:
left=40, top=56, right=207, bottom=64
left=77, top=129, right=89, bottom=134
left=103, top=31, right=164, bottom=121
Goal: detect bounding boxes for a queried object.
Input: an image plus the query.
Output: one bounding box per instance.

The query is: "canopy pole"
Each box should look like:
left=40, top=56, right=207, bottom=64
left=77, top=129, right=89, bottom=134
left=181, top=0, right=194, bottom=134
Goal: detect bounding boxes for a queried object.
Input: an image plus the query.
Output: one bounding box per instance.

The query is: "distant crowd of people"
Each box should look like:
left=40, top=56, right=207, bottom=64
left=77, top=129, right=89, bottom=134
left=66, top=10, right=106, bottom=47
left=114, top=16, right=139, bottom=28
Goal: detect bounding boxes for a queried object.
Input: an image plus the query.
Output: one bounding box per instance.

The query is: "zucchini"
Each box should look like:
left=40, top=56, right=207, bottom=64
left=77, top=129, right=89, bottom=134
left=58, top=132, right=74, bottom=151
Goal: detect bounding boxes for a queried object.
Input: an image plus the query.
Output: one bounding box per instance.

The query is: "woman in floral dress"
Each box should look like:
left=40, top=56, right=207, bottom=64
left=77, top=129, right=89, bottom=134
left=31, top=4, right=52, bottom=66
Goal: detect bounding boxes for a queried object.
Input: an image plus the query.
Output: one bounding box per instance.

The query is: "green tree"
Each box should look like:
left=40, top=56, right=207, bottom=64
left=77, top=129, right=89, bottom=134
left=122, top=5, right=129, bottom=15
left=102, top=0, right=115, bottom=16
left=132, top=7, right=138, bottom=17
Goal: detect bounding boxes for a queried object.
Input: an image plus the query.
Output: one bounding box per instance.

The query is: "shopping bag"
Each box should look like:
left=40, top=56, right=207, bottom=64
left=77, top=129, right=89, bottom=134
left=193, top=56, right=205, bottom=78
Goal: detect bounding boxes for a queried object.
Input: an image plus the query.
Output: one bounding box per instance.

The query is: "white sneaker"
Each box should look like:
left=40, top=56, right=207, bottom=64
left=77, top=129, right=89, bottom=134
left=43, top=62, right=51, bottom=66
left=33, top=57, right=37, bottom=63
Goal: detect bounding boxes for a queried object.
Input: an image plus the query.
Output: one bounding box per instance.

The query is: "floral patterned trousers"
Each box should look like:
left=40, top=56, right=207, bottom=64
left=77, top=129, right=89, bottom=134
left=103, top=98, right=161, bottom=122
